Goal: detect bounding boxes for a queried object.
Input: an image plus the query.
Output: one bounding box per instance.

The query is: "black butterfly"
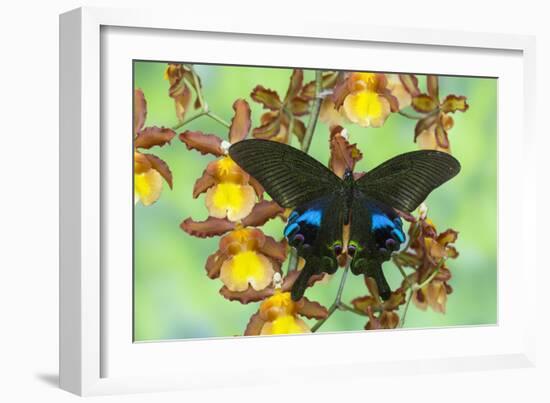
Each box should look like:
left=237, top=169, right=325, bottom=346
left=229, top=139, right=460, bottom=301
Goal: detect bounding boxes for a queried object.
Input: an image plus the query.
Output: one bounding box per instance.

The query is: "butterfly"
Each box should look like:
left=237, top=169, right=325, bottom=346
left=229, top=139, right=461, bottom=301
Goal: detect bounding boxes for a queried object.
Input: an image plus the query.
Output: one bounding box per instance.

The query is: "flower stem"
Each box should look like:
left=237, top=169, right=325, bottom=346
left=399, top=257, right=446, bottom=328
left=187, top=64, right=206, bottom=110
left=286, top=248, right=299, bottom=272
left=338, top=302, right=369, bottom=316
left=311, top=263, right=350, bottom=332
left=398, top=110, right=423, bottom=120
left=301, top=70, right=323, bottom=152
left=206, top=111, right=231, bottom=128
left=172, top=111, right=208, bottom=131
left=171, top=65, right=230, bottom=130
left=400, top=289, right=414, bottom=328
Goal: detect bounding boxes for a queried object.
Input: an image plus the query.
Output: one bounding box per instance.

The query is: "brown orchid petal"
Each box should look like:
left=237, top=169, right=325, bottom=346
left=284, top=69, right=303, bottom=102
left=220, top=285, right=274, bottom=305
left=180, top=216, right=235, bottom=238
left=330, top=77, right=352, bottom=108
left=395, top=252, right=422, bottom=268
left=296, top=297, right=329, bottom=319
left=417, top=128, right=449, bottom=153
left=250, top=86, right=282, bottom=110
left=446, top=246, right=459, bottom=258
left=386, top=74, right=412, bottom=110
left=365, top=306, right=382, bottom=330
left=414, top=113, right=438, bottom=141
left=171, top=83, right=192, bottom=122
left=427, top=75, right=439, bottom=101
left=134, top=152, right=152, bottom=174
left=244, top=312, right=266, bottom=335
left=205, top=250, right=227, bottom=279
left=434, top=267, right=452, bottom=282
left=383, top=289, right=406, bottom=311
left=398, top=74, right=421, bottom=97
left=353, top=171, right=366, bottom=181
left=259, top=235, right=287, bottom=262
left=396, top=209, right=416, bottom=223
left=329, top=125, right=363, bottom=178
left=220, top=227, right=264, bottom=255
left=441, top=95, right=469, bottom=113
left=434, top=120, right=450, bottom=149
left=300, top=81, right=316, bottom=100
left=281, top=270, right=325, bottom=292
left=364, top=275, right=381, bottom=302
left=426, top=237, right=446, bottom=259
left=437, top=229, right=458, bottom=246
left=241, top=200, right=285, bottom=228
left=292, top=118, right=306, bottom=143
left=351, top=295, right=379, bottom=314
left=229, top=99, right=251, bottom=144
left=144, top=153, right=173, bottom=189
left=321, top=71, right=340, bottom=90
left=252, top=112, right=281, bottom=139
left=134, top=89, right=147, bottom=135
left=301, top=71, right=340, bottom=99
left=164, top=63, right=184, bottom=86
left=379, top=311, right=400, bottom=329
left=192, top=169, right=216, bottom=198
left=319, top=99, right=347, bottom=127
left=412, top=288, right=429, bottom=311
left=426, top=280, right=447, bottom=313
left=248, top=176, right=264, bottom=199
left=379, top=90, right=400, bottom=113
left=411, top=94, right=439, bottom=113
left=135, top=127, right=176, bottom=149
left=179, top=130, right=224, bottom=156
left=207, top=157, right=249, bottom=184
left=445, top=284, right=453, bottom=294
left=289, top=96, right=310, bottom=116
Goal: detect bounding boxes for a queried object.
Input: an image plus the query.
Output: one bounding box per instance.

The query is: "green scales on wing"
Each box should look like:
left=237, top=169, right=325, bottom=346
left=229, top=139, right=461, bottom=301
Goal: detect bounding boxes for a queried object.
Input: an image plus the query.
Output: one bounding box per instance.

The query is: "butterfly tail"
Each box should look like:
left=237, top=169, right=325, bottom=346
left=365, top=260, right=391, bottom=301
left=290, top=256, right=319, bottom=301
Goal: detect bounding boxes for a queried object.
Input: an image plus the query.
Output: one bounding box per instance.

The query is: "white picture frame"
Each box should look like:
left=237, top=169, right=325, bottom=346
left=59, top=6, right=537, bottom=396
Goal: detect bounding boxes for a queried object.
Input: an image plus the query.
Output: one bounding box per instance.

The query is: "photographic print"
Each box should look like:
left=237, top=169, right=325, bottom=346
left=133, top=62, right=497, bottom=341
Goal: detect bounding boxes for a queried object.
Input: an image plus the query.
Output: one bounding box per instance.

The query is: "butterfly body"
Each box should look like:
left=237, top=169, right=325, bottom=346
left=229, top=139, right=460, bottom=301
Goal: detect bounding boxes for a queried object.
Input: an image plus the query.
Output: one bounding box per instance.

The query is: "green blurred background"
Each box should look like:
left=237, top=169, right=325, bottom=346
left=133, top=61, right=497, bottom=341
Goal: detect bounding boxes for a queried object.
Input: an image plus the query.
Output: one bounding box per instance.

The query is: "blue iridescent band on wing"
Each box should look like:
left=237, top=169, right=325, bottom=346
left=368, top=200, right=405, bottom=254
left=284, top=198, right=329, bottom=248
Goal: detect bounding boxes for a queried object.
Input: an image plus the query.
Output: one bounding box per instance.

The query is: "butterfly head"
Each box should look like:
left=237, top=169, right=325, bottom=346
left=343, top=168, right=354, bottom=183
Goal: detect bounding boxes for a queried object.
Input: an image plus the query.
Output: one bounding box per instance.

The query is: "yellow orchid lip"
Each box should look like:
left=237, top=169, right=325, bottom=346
left=343, top=90, right=390, bottom=128
left=206, top=182, right=256, bottom=222
left=134, top=168, right=163, bottom=206
left=220, top=250, right=275, bottom=292
left=260, top=314, right=310, bottom=335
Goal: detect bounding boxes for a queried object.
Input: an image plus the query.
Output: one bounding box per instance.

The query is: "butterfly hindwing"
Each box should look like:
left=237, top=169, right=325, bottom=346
left=349, top=191, right=406, bottom=299
left=229, top=139, right=342, bottom=208
left=285, top=194, right=345, bottom=300
left=355, top=150, right=461, bottom=213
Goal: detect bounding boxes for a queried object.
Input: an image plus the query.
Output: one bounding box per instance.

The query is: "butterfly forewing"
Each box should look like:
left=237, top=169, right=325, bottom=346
left=229, top=139, right=342, bottom=208
left=355, top=150, right=461, bottom=213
